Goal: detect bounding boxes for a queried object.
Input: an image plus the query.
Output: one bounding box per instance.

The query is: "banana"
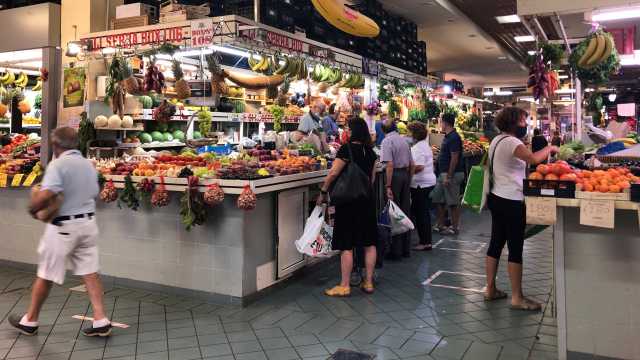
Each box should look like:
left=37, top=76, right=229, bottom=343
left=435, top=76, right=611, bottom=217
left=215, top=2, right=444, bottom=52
left=252, top=56, right=266, bottom=72
left=274, top=56, right=290, bottom=75
left=578, top=36, right=598, bottom=68
left=247, top=52, right=259, bottom=70
left=320, top=66, right=332, bottom=82
left=0, top=86, right=6, bottom=98
left=311, top=0, right=380, bottom=38
left=31, top=80, right=42, bottom=92
left=0, top=72, right=9, bottom=84
left=597, top=34, right=614, bottom=66
left=3, top=71, right=14, bottom=86
left=585, top=34, right=606, bottom=68
left=259, top=55, right=270, bottom=72
left=15, top=72, right=28, bottom=88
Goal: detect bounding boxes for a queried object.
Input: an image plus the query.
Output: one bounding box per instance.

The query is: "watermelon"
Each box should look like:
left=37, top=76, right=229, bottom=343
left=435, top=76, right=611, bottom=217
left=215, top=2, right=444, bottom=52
left=156, top=122, right=168, bottom=132
left=163, top=132, right=174, bottom=142
left=193, top=131, right=202, bottom=139
left=172, top=130, right=185, bottom=142
left=139, top=132, right=153, bottom=144
left=150, top=92, right=162, bottom=107
left=139, top=96, right=153, bottom=109
left=151, top=131, right=164, bottom=142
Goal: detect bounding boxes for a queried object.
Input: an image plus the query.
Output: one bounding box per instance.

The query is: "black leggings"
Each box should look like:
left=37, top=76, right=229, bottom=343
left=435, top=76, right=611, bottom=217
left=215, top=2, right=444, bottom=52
left=486, top=193, right=526, bottom=264
left=410, top=186, right=434, bottom=245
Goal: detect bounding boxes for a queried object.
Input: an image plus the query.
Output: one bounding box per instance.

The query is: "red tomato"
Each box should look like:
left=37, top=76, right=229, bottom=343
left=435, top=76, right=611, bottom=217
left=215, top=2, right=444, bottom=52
left=545, top=173, right=559, bottom=181
left=536, top=164, right=550, bottom=175
left=528, top=172, right=544, bottom=180
left=559, top=173, right=577, bottom=182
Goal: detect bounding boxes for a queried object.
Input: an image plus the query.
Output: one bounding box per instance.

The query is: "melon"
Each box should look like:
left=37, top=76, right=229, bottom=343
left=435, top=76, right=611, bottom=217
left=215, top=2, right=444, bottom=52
left=138, top=95, right=153, bottom=109
left=172, top=130, right=185, bottom=142
left=163, top=132, right=174, bottom=142
left=150, top=131, right=164, bottom=142
left=139, top=132, right=153, bottom=144
left=94, top=115, right=108, bottom=128
left=150, top=92, right=162, bottom=107
left=193, top=131, right=202, bottom=139
left=121, top=115, right=134, bottom=128
left=107, top=115, right=122, bottom=129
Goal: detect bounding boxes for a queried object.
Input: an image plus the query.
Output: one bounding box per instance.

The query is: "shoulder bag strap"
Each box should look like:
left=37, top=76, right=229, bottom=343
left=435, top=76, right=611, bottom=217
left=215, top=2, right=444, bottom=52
left=489, top=135, right=511, bottom=190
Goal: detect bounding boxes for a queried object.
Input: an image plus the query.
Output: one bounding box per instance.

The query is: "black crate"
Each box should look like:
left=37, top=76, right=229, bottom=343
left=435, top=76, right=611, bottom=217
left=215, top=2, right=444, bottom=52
left=523, top=180, right=576, bottom=198
left=631, top=184, right=640, bottom=202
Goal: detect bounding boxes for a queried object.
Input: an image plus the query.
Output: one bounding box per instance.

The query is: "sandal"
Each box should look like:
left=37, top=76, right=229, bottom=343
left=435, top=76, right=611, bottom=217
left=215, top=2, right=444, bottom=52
left=412, top=244, right=433, bottom=251
left=432, top=225, right=443, bottom=233
left=440, top=227, right=456, bottom=235
left=324, top=286, right=351, bottom=297
left=484, top=289, right=508, bottom=301
left=360, top=281, right=375, bottom=295
left=511, top=298, right=542, bottom=311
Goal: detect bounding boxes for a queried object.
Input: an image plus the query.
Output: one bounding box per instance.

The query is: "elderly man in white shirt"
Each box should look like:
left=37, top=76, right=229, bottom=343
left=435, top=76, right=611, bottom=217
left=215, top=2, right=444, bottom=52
left=9, top=127, right=112, bottom=337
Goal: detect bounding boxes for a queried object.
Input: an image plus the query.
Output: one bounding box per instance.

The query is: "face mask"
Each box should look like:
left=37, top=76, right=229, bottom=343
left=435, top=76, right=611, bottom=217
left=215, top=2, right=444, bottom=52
left=515, top=126, right=528, bottom=139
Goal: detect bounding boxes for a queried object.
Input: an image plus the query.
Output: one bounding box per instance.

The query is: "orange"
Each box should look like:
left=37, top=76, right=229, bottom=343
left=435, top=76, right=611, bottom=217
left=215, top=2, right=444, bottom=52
left=582, top=170, right=592, bottom=178
left=609, top=184, right=621, bottom=193
left=618, top=181, right=630, bottom=189
left=597, top=184, right=609, bottom=193
left=583, top=183, right=594, bottom=192
left=576, top=183, right=584, bottom=191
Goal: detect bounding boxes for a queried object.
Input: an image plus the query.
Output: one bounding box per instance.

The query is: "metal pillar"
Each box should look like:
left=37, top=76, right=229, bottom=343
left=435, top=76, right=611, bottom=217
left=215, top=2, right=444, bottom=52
left=254, top=0, right=260, bottom=23
left=41, top=46, right=62, bottom=167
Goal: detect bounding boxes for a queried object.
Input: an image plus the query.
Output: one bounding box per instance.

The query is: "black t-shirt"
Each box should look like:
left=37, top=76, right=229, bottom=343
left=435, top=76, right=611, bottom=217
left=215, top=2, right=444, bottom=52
left=438, top=130, right=464, bottom=174
left=531, top=135, right=548, bottom=153
left=337, top=142, right=377, bottom=177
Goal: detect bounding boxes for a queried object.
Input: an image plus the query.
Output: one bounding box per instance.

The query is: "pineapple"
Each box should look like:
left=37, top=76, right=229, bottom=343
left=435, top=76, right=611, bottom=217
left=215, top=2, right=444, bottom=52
left=206, top=53, right=228, bottom=96
left=277, top=76, right=290, bottom=106
left=172, top=60, right=191, bottom=100
left=121, top=60, right=140, bottom=95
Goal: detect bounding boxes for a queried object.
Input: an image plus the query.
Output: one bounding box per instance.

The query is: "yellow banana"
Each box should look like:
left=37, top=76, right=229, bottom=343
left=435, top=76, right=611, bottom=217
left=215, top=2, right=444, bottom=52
left=311, top=0, right=380, bottom=38
left=597, top=34, right=614, bottom=66
left=31, top=80, right=42, bottom=92
left=259, top=55, right=270, bottom=72
left=15, top=72, right=27, bottom=87
left=253, top=56, right=266, bottom=72
left=3, top=71, right=14, bottom=86
left=585, top=35, right=606, bottom=68
left=0, top=72, right=9, bottom=84
left=578, top=36, right=598, bottom=68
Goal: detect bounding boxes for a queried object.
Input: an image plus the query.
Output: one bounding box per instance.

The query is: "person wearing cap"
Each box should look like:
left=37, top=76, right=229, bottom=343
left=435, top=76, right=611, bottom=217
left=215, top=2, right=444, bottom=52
left=9, top=127, right=112, bottom=338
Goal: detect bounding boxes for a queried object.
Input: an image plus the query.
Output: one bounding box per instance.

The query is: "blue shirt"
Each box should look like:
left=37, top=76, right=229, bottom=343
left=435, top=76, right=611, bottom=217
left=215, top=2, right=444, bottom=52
left=322, top=116, right=339, bottom=138
left=375, top=122, right=385, bottom=146
left=41, top=150, right=99, bottom=216
left=438, top=130, right=464, bottom=174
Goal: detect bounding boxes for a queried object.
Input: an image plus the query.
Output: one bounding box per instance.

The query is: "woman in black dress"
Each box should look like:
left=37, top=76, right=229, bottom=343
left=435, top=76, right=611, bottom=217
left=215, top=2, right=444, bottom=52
left=317, top=117, right=379, bottom=296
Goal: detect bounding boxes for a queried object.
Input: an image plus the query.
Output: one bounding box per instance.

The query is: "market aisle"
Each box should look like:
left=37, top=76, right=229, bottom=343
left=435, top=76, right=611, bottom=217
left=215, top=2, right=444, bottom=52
left=0, top=212, right=557, bottom=360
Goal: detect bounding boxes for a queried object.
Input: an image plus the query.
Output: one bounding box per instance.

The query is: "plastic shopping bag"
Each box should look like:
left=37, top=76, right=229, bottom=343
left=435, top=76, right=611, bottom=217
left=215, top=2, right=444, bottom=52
left=462, top=164, right=486, bottom=213
left=295, top=206, right=334, bottom=257
left=388, top=201, right=414, bottom=235
left=378, top=203, right=392, bottom=252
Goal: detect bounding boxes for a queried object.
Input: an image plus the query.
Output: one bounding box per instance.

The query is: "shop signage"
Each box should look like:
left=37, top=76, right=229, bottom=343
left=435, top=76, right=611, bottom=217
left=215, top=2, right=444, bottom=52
left=85, top=26, right=185, bottom=50
left=191, top=18, right=214, bottom=48
left=309, top=45, right=335, bottom=60
left=525, top=197, right=556, bottom=225
left=362, top=57, right=379, bottom=76
left=580, top=199, right=615, bottom=229
left=240, top=28, right=304, bottom=52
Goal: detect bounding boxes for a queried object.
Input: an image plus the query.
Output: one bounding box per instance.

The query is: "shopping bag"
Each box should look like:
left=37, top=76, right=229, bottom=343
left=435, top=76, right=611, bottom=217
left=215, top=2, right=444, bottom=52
left=295, top=206, right=334, bottom=257
left=388, top=201, right=414, bottom=235
left=462, top=152, right=487, bottom=213
left=378, top=203, right=392, bottom=252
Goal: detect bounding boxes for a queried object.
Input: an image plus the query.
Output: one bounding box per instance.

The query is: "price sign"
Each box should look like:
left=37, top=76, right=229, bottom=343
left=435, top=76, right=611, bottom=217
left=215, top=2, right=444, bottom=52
left=190, top=18, right=214, bottom=48
left=0, top=174, right=7, bottom=187
left=11, top=174, right=24, bottom=187
left=23, top=172, right=38, bottom=187
left=525, top=197, right=557, bottom=225
left=580, top=199, right=615, bottom=229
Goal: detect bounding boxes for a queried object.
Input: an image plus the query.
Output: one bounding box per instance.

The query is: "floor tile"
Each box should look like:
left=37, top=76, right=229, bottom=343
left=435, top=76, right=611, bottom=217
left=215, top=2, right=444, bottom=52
left=265, top=347, right=300, bottom=360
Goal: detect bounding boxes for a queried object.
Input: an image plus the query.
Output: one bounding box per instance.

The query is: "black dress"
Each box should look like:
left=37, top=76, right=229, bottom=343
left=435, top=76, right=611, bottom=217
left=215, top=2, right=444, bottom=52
left=331, top=143, right=378, bottom=251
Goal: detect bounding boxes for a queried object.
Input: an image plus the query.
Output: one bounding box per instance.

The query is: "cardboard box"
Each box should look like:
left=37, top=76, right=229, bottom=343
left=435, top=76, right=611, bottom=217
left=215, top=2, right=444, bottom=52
left=116, top=3, right=157, bottom=20
left=111, top=15, right=150, bottom=30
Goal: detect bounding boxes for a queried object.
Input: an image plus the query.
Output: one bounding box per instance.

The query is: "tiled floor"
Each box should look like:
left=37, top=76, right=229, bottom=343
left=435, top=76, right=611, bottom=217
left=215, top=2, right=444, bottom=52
left=0, top=212, right=558, bottom=360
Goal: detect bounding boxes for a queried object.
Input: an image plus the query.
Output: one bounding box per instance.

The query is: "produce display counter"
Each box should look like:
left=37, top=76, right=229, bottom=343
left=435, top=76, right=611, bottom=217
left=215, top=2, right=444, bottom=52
left=0, top=171, right=329, bottom=305
left=551, top=199, right=640, bottom=360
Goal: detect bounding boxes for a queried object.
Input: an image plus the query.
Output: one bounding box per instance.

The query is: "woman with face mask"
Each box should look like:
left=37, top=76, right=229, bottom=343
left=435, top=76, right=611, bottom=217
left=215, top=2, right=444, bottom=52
left=484, top=107, right=558, bottom=311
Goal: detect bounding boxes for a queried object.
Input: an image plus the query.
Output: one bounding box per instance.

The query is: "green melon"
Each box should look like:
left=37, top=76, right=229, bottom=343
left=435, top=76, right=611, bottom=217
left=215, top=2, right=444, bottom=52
left=139, top=132, right=153, bottom=144
left=150, top=92, right=162, bottom=107
left=193, top=131, right=202, bottom=139
left=163, top=132, right=174, bottom=142
left=139, top=96, right=153, bottom=109
left=150, top=131, right=164, bottom=142
left=172, top=130, right=185, bottom=142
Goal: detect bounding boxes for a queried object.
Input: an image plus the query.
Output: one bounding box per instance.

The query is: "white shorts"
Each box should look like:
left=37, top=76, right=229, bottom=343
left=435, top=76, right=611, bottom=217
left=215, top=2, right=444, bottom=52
left=37, top=218, right=100, bottom=285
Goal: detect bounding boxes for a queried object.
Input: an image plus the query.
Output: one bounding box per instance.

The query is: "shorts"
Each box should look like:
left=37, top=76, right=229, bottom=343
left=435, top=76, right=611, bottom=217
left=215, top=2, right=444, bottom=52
left=430, top=172, right=465, bottom=206
left=37, top=218, right=100, bottom=285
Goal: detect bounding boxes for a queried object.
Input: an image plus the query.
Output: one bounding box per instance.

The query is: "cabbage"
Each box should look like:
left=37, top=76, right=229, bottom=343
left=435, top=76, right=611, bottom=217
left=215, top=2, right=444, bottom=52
left=558, top=145, right=575, bottom=160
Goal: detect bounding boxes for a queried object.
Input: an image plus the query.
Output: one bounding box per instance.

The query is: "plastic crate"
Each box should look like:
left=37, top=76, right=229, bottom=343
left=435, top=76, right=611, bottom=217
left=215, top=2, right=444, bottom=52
left=631, top=183, right=640, bottom=202
left=523, top=179, right=576, bottom=198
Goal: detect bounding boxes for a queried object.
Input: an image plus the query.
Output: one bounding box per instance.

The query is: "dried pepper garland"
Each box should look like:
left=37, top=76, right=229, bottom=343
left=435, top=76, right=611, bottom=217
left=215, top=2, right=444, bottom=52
left=180, top=176, right=207, bottom=231
left=151, top=176, right=170, bottom=208
left=137, top=178, right=155, bottom=204
left=119, top=175, right=140, bottom=211
left=100, top=180, right=118, bottom=203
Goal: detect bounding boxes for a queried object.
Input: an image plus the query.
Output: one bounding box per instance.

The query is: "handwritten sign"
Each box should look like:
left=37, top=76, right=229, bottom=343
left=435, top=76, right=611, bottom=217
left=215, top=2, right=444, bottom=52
left=190, top=18, right=214, bottom=47
left=23, top=173, right=38, bottom=187
left=240, top=28, right=304, bottom=52
left=0, top=174, right=7, bottom=187
left=525, top=197, right=557, bottom=225
left=84, top=26, right=185, bottom=50
left=11, top=174, right=24, bottom=187
left=580, top=199, right=615, bottom=229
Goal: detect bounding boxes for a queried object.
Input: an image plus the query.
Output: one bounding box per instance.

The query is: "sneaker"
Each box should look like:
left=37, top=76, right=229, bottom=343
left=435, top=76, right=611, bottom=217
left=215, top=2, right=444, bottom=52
left=82, top=323, right=112, bottom=337
left=8, top=314, right=38, bottom=336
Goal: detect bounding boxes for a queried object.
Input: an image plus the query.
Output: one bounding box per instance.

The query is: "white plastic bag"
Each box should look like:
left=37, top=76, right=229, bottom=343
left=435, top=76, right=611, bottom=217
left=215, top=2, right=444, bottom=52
left=295, top=206, right=334, bottom=257
left=388, top=201, right=414, bottom=235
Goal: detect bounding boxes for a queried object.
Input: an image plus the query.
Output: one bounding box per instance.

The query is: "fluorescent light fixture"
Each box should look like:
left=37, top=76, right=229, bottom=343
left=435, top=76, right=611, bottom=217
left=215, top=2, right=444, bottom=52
left=443, top=85, right=451, bottom=94
left=519, top=96, right=537, bottom=103
left=592, top=7, right=640, bottom=22
left=555, top=88, right=576, bottom=94
left=558, top=75, right=569, bottom=79
left=498, top=56, right=508, bottom=60
left=514, top=35, right=535, bottom=43
left=0, top=67, right=40, bottom=76
left=496, top=90, right=513, bottom=96
left=560, top=96, right=571, bottom=100
left=619, top=52, right=640, bottom=66
left=527, top=50, right=536, bottom=55
left=609, top=93, right=617, bottom=102
left=585, top=88, right=595, bottom=92
left=483, top=91, right=494, bottom=96
left=101, top=47, right=116, bottom=55
left=496, top=15, right=521, bottom=24
left=181, top=64, right=198, bottom=71
left=66, top=41, right=83, bottom=57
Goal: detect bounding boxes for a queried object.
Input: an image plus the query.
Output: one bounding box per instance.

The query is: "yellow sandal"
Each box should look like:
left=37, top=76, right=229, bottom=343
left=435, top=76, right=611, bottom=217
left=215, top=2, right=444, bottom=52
left=361, top=281, right=375, bottom=294
left=324, top=286, right=351, bottom=297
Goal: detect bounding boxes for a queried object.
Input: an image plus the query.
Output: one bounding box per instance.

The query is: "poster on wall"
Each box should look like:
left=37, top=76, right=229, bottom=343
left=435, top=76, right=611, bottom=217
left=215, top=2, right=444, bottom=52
left=63, top=67, right=86, bottom=108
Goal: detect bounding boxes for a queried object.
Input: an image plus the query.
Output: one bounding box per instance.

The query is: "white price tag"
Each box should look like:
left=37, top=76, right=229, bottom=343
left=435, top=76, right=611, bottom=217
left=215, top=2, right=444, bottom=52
left=580, top=200, right=615, bottom=229
left=525, top=197, right=557, bottom=225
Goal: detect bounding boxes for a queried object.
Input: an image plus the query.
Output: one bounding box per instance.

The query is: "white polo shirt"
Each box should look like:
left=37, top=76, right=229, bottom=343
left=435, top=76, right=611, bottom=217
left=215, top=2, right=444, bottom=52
left=41, top=150, right=99, bottom=216
left=411, top=139, right=437, bottom=188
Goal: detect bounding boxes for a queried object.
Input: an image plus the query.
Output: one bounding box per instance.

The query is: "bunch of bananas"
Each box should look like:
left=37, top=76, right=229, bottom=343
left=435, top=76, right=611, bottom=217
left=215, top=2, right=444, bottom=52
left=613, top=137, right=637, bottom=148
left=31, top=80, right=42, bottom=92
left=577, top=31, right=615, bottom=70
left=0, top=71, right=15, bottom=86
left=248, top=53, right=308, bottom=81
left=339, top=72, right=365, bottom=89
left=311, top=64, right=343, bottom=85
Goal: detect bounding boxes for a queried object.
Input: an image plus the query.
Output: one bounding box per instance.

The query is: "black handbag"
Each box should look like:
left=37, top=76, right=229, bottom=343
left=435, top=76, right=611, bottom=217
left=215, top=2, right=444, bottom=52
left=330, top=143, right=371, bottom=206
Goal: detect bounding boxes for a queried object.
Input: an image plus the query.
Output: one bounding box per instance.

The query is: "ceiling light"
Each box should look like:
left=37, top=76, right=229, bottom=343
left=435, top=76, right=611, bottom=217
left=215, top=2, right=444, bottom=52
left=65, top=41, right=84, bottom=57
left=555, top=88, right=576, bottom=94
left=558, top=75, right=569, bottom=79
left=496, top=90, right=513, bottom=96
left=514, top=35, right=535, bottom=43
left=591, top=7, right=640, bottom=22
left=483, top=91, right=494, bottom=96
left=496, top=15, right=521, bottom=24
left=498, top=56, right=507, bottom=60
left=585, top=88, right=595, bottom=92
left=443, top=85, right=452, bottom=94
left=609, top=93, right=617, bottom=102
left=527, top=50, right=536, bottom=55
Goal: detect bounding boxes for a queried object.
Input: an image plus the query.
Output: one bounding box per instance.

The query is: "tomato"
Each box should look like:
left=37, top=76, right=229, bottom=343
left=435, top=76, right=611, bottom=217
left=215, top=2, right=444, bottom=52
left=545, top=173, right=559, bottom=181
left=552, top=163, right=571, bottom=176
left=559, top=173, right=577, bottom=182
left=528, top=172, right=544, bottom=180
left=536, top=164, right=550, bottom=175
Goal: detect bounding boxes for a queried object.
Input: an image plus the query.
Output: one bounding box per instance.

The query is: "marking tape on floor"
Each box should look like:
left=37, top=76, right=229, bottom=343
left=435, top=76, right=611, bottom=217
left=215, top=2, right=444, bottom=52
left=69, top=285, right=87, bottom=292
left=421, top=270, right=487, bottom=293
left=72, top=315, right=130, bottom=329
left=433, top=239, right=486, bottom=253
